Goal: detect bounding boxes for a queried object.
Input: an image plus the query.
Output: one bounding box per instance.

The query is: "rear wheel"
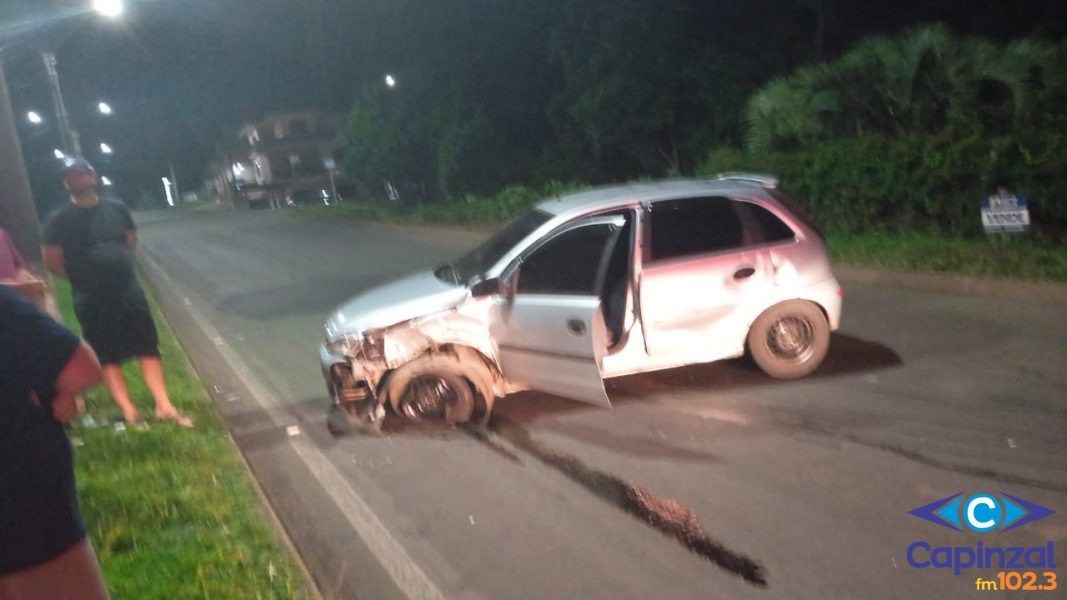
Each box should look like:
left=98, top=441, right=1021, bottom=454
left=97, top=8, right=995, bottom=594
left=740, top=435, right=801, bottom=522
left=747, top=301, right=829, bottom=380
left=386, top=356, right=477, bottom=425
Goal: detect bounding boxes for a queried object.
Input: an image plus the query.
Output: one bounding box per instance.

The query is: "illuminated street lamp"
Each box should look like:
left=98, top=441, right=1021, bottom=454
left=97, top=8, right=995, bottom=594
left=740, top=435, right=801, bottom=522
left=54, top=149, right=66, bottom=160
left=101, top=176, right=113, bottom=186
left=384, top=74, right=396, bottom=88
left=92, top=0, right=125, bottom=18
left=27, top=111, right=43, bottom=125
left=100, top=142, right=113, bottom=154
left=43, top=2, right=125, bottom=156
left=98, top=101, right=113, bottom=115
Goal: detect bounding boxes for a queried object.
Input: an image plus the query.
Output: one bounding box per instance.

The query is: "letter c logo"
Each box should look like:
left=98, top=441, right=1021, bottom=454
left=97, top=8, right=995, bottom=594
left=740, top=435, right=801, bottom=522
left=965, top=495, right=1000, bottom=532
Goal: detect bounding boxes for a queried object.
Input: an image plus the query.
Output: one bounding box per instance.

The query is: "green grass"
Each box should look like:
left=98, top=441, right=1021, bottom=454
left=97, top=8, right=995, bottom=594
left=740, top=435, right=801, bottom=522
left=826, top=229, right=1067, bottom=282
left=53, top=280, right=314, bottom=600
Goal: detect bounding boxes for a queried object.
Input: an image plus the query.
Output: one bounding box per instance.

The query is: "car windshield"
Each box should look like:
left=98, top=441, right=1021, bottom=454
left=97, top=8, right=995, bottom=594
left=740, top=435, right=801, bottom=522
left=448, top=209, right=553, bottom=284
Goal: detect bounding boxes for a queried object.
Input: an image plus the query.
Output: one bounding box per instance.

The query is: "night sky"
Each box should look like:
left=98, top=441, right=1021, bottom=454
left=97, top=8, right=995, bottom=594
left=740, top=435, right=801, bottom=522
left=3, top=0, right=1065, bottom=212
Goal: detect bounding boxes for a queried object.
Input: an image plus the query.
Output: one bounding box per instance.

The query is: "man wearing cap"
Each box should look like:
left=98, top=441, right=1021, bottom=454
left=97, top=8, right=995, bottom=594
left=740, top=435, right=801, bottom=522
left=41, top=158, right=191, bottom=428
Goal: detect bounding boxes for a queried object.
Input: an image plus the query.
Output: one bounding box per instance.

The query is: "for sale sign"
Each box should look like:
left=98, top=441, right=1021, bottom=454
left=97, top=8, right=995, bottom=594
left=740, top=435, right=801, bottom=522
left=981, top=190, right=1030, bottom=234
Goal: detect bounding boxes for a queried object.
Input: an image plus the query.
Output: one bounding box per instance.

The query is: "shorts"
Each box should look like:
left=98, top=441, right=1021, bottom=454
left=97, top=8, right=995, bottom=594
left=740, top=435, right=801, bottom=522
left=74, top=290, right=160, bottom=365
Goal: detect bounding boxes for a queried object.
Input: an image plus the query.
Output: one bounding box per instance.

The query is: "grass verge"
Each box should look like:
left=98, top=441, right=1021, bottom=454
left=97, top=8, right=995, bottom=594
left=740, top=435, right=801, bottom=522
left=293, top=199, right=1067, bottom=283
left=825, top=230, right=1067, bottom=282
left=53, top=279, right=313, bottom=600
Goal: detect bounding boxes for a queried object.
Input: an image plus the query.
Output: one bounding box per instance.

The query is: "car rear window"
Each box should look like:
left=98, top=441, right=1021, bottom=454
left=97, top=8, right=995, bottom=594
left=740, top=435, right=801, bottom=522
left=649, top=196, right=744, bottom=261
left=768, top=189, right=824, bottom=239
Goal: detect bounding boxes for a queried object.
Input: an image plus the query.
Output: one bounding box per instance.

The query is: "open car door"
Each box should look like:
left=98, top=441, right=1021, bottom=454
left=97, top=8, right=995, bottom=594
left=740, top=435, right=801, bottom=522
left=491, top=215, right=627, bottom=407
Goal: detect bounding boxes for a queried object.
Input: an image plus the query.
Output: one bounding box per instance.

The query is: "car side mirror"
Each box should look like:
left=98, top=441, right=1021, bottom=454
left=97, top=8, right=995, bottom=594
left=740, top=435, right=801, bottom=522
left=471, top=277, right=505, bottom=298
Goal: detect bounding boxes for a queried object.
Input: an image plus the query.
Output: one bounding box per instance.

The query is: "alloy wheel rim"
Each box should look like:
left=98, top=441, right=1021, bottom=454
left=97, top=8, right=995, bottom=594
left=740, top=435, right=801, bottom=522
left=767, top=315, right=815, bottom=363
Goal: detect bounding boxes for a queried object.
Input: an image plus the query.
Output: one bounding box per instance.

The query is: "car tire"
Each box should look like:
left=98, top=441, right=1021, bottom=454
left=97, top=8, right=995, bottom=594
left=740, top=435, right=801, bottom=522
left=385, top=355, right=477, bottom=425
left=747, top=300, right=830, bottom=380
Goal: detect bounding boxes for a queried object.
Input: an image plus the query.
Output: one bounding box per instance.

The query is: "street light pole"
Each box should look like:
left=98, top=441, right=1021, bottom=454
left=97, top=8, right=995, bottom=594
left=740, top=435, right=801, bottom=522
left=169, top=162, right=181, bottom=205
left=0, top=65, right=43, bottom=268
left=42, top=49, right=81, bottom=156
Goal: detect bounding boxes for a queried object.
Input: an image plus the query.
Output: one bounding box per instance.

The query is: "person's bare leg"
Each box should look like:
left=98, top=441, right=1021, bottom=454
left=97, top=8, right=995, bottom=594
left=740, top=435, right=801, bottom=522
left=0, top=538, right=110, bottom=600
left=139, top=356, right=191, bottom=426
left=101, top=365, right=139, bottom=422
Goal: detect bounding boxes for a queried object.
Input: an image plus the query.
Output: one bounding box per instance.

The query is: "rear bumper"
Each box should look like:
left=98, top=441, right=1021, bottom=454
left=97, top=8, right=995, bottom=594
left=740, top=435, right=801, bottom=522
left=810, top=276, right=843, bottom=330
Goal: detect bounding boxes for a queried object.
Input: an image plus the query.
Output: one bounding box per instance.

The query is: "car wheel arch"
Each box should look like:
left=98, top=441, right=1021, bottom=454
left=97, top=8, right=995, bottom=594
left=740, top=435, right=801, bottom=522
left=379, top=344, right=501, bottom=421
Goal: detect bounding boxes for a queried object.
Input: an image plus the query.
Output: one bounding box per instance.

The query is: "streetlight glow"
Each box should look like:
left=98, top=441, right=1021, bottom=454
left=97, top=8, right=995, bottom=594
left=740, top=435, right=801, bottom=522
left=101, top=176, right=113, bottom=186
left=92, top=0, right=124, bottom=18
left=385, top=74, right=396, bottom=88
left=100, top=142, right=113, bottom=154
left=98, top=101, right=113, bottom=115
left=54, top=149, right=66, bottom=160
left=27, top=111, right=43, bottom=125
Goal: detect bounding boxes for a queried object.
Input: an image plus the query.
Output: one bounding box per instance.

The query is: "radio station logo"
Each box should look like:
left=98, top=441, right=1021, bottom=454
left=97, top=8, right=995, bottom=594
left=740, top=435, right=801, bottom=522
left=909, top=492, right=1055, bottom=533
left=905, top=492, right=1058, bottom=580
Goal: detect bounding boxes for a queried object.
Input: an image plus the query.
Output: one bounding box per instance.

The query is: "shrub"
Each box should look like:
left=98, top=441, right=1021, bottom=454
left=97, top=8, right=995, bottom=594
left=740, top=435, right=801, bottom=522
left=699, top=133, right=1067, bottom=238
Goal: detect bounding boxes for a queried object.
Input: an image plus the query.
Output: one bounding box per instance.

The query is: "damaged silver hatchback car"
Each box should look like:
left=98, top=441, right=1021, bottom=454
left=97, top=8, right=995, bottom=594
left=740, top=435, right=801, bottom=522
left=320, top=175, right=842, bottom=432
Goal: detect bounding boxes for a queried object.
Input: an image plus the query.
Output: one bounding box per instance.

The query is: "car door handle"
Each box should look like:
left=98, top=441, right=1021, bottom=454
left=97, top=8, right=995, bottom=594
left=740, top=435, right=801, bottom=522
left=733, top=266, right=757, bottom=281
left=566, top=319, right=587, bottom=336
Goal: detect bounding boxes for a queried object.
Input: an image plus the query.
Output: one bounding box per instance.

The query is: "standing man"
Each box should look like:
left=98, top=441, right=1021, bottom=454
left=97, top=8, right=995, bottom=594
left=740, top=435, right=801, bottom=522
left=42, top=158, right=191, bottom=427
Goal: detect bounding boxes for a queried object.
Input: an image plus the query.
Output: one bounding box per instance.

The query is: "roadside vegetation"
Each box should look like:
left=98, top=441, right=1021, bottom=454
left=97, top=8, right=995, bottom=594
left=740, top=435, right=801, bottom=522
left=53, top=280, right=312, bottom=600
left=319, top=24, right=1067, bottom=282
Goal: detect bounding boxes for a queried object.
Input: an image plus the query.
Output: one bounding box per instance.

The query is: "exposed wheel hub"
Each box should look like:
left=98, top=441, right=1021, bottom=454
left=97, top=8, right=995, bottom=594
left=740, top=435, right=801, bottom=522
left=401, top=375, right=457, bottom=421
left=767, top=316, right=814, bottom=362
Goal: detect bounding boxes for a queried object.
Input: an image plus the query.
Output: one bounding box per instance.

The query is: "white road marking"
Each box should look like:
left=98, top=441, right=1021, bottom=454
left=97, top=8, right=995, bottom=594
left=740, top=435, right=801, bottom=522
left=139, top=252, right=445, bottom=600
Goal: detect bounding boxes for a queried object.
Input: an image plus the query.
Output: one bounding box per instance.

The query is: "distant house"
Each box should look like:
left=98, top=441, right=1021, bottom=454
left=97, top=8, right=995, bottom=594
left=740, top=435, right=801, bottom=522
left=209, top=110, right=348, bottom=208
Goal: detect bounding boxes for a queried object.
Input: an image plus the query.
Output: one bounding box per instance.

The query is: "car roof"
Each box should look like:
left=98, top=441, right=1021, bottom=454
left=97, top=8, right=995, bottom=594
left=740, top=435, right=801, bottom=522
left=535, top=178, right=771, bottom=217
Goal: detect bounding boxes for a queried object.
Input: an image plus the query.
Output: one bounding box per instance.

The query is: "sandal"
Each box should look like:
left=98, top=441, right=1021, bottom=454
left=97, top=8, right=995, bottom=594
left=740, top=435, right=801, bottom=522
left=156, top=411, right=194, bottom=428
left=120, top=416, right=149, bottom=431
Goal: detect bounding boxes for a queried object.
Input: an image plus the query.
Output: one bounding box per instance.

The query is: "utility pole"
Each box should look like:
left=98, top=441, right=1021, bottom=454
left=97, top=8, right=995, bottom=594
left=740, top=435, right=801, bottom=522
left=169, top=162, right=181, bottom=204
left=0, top=65, right=44, bottom=269
left=42, top=48, right=81, bottom=156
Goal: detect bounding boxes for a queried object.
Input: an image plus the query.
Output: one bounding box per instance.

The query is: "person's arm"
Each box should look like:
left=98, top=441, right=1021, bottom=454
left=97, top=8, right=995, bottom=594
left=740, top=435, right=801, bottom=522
left=50, top=342, right=102, bottom=423
left=118, top=200, right=138, bottom=249
left=42, top=244, right=66, bottom=278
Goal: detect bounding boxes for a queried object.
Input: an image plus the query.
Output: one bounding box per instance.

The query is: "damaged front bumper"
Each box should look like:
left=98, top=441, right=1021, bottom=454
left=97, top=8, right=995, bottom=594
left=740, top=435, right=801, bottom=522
left=320, top=343, right=387, bottom=430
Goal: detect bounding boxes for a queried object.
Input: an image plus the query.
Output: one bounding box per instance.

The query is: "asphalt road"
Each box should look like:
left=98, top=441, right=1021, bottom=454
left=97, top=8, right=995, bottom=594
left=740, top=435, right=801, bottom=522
left=134, top=209, right=1066, bottom=599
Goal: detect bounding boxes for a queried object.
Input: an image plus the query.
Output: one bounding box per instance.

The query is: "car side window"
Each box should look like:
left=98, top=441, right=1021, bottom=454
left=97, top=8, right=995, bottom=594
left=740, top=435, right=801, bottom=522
left=737, top=202, right=796, bottom=244
left=517, top=223, right=618, bottom=295
left=649, top=196, right=744, bottom=261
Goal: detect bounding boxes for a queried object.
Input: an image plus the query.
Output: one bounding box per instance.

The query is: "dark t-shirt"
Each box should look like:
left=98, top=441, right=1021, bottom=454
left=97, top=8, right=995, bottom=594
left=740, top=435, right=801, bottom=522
left=42, top=198, right=138, bottom=300
left=0, top=286, right=86, bottom=574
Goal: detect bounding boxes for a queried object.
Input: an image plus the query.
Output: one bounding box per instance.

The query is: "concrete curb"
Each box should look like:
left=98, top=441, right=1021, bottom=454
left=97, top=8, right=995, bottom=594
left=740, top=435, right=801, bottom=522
left=834, top=265, right=1067, bottom=305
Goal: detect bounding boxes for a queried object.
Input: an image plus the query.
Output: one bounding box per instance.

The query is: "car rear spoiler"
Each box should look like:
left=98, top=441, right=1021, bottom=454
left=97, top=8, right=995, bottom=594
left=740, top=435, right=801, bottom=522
left=715, top=172, right=779, bottom=189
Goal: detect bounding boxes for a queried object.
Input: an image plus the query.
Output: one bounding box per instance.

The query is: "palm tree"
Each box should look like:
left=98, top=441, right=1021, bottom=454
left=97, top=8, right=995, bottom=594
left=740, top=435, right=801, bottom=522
left=744, top=26, right=1061, bottom=149
left=745, top=65, right=838, bottom=151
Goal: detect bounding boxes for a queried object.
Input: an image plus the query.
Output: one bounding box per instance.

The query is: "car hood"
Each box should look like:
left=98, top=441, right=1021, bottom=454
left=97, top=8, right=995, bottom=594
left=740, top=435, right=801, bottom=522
left=325, top=269, right=468, bottom=338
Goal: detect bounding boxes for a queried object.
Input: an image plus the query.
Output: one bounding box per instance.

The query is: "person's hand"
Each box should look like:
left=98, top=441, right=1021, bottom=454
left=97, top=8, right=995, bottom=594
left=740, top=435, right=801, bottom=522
left=12, top=278, right=47, bottom=295
left=51, top=391, right=80, bottom=423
